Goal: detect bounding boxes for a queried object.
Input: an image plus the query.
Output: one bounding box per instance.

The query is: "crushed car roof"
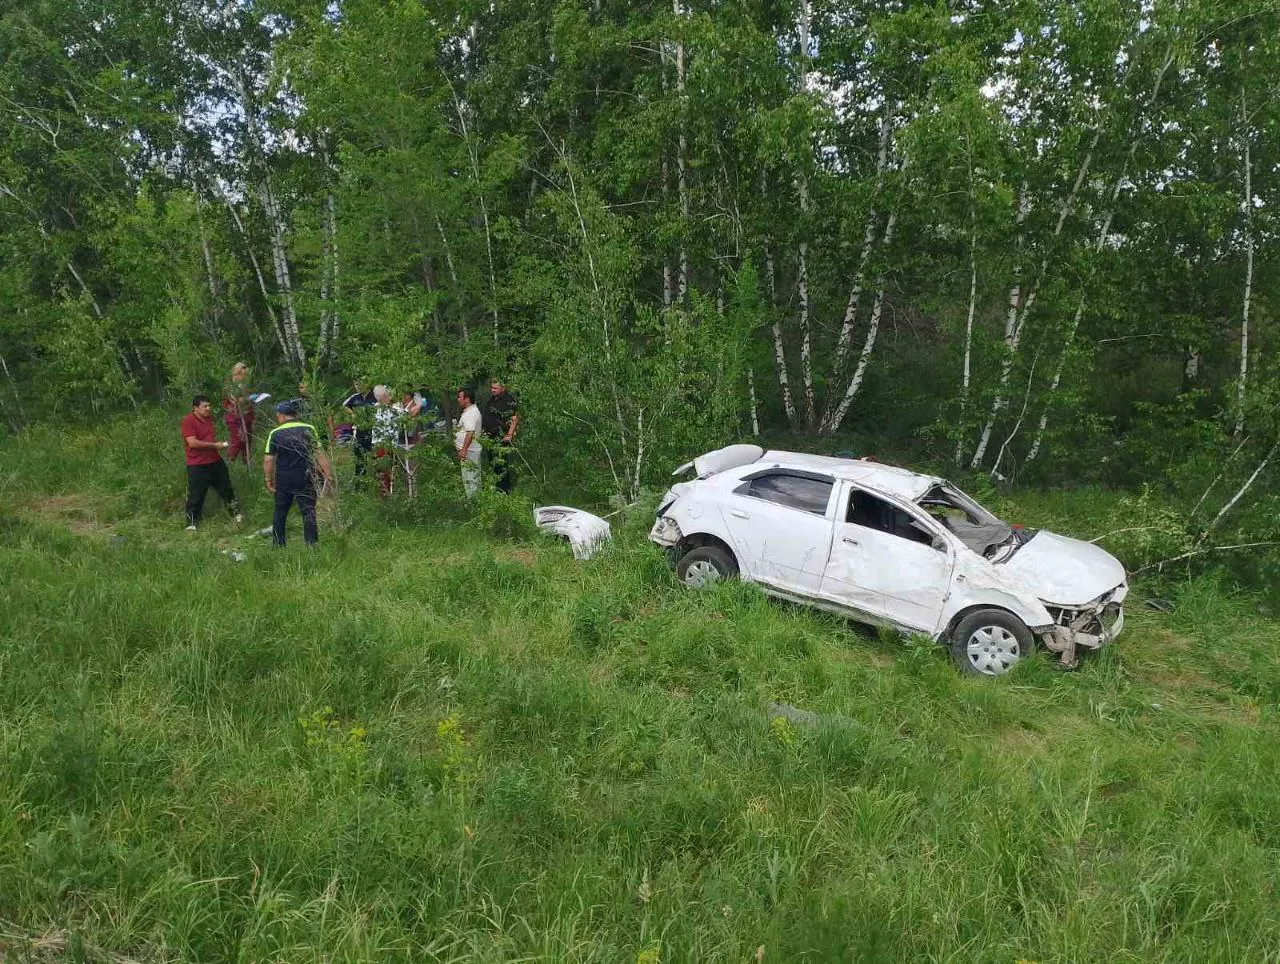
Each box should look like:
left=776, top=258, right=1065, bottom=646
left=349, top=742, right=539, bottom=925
left=754, top=451, right=943, bottom=501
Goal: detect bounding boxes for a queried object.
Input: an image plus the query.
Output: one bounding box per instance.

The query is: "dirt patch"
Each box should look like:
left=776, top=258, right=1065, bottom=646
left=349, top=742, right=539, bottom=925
left=498, top=546, right=538, bottom=567
left=994, top=724, right=1050, bottom=755
left=1143, top=665, right=1228, bottom=694
left=27, top=494, right=112, bottom=536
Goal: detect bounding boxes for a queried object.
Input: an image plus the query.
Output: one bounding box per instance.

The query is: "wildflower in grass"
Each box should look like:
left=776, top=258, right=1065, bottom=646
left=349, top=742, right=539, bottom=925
left=769, top=715, right=796, bottom=750
left=636, top=943, right=660, bottom=964
left=437, top=712, right=470, bottom=788
left=300, top=707, right=368, bottom=769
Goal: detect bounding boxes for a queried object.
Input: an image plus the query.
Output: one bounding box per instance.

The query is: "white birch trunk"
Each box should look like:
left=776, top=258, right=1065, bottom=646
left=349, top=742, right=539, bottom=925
left=632, top=408, right=645, bottom=503
left=1236, top=88, right=1253, bottom=438
left=1023, top=49, right=1174, bottom=464
left=821, top=200, right=901, bottom=435
left=194, top=193, right=220, bottom=315
left=1198, top=438, right=1280, bottom=546
left=797, top=219, right=815, bottom=429
left=832, top=110, right=891, bottom=370
left=955, top=215, right=979, bottom=464
left=795, top=0, right=815, bottom=429
left=225, top=198, right=291, bottom=363
left=748, top=367, right=760, bottom=436
left=989, top=349, right=1041, bottom=481
left=64, top=258, right=103, bottom=319
left=434, top=214, right=466, bottom=341
left=448, top=84, right=500, bottom=343
left=326, top=188, right=340, bottom=347
left=971, top=133, right=1098, bottom=469
left=259, top=177, right=305, bottom=369
left=0, top=352, right=28, bottom=431
left=662, top=158, right=674, bottom=308
left=674, top=0, right=688, bottom=302
left=554, top=138, right=629, bottom=449
left=764, top=240, right=797, bottom=427
left=318, top=199, right=332, bottom=360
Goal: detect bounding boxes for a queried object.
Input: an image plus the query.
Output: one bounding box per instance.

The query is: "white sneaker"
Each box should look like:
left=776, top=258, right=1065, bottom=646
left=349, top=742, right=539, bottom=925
left=185, top=525, right=197, bottom=532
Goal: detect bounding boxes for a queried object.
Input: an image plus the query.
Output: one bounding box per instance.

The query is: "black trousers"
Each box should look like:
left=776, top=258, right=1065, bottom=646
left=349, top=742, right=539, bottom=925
left=353, top=430, right=373, bottom=478
left=489, top=440, right=516, bottom=494
left=186, top=461, right=237, bottom=526
left=273, top=472, right=318, bottom=546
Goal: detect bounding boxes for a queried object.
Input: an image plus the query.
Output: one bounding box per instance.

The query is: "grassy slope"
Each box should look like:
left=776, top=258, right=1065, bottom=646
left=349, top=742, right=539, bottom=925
left=1, top=414, right=1278, bottom=962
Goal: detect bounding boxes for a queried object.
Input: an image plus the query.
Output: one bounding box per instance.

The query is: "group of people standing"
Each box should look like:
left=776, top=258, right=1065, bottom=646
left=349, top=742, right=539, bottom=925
left=337, top=378, right=519, bottom=500
left=179, top=363, right=521, bottom=548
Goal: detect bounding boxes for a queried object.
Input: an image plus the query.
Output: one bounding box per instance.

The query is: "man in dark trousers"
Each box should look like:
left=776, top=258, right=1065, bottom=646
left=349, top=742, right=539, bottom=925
left=482, top=378, right=520, bottom=494
left=339, top=380, right=377, bottom=477
left=263, top=400, right=333, bottom=547
left=181, top=395, right=242, bottom=530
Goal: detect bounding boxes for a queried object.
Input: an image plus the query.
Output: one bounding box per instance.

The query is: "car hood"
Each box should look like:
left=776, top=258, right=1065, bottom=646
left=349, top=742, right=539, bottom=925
left=1002, top=531, right=1126, bottom=606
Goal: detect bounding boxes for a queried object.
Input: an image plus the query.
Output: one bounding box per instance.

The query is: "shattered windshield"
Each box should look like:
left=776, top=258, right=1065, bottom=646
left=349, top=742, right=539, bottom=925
left=917, top=484, right=1015, bottom=557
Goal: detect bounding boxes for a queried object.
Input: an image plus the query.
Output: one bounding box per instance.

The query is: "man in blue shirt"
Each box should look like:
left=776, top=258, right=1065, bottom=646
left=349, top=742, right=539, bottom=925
left=263, top=401, right=333, bottom=547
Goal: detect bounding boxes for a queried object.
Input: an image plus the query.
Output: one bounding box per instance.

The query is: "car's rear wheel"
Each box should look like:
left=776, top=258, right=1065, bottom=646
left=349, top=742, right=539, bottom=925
left=951, top=609, right=1033, bottom=677
left=676, top=545, right=738, bottom=588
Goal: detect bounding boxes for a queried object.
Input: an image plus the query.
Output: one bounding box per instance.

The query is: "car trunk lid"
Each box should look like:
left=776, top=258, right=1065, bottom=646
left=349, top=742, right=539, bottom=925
left=673, top=443, right=765, bottom=478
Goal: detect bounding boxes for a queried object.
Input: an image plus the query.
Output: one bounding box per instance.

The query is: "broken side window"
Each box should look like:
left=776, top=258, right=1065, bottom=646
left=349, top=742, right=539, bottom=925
left=846, top=489, right=935, bottom=547
left=738, top=472, right=833, bottom=516
left=917, top=484, right=1013, bottom=555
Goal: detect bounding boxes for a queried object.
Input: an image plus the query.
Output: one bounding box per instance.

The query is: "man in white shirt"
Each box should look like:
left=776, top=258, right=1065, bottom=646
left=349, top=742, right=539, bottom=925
left=371, top=384, right=400, bottom=495
left=455, top=386, right=483, bottom=497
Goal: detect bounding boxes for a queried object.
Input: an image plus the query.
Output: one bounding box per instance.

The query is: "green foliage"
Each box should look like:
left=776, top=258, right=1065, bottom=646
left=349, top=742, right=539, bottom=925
left=5, top=421, right=1280, bottom=958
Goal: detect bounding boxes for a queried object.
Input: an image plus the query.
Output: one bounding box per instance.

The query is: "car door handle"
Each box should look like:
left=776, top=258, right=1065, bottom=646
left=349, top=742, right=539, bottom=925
left=841, top=537, right=859, bottom=546
left=729, top=509, right=750, bottom=519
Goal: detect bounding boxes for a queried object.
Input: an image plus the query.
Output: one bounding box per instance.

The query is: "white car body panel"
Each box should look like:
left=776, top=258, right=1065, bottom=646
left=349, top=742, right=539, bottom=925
left=721, top=483, right=836, bottom=594
left=650, top=449, right=1128, bottom=660
left=823, top=519, right=955, bottom=633
left=1002, top=530, right=1128, bottom=605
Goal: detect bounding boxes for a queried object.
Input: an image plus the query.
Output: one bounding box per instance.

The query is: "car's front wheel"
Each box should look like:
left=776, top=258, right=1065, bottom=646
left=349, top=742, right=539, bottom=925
left=951, top=608, right=1033, bottom=677
left=676, top=545, right=738, bottom=588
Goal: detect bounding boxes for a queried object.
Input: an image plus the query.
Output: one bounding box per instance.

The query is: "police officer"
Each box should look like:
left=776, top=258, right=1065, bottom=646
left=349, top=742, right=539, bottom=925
left=263, top=401, right=333, bottom=547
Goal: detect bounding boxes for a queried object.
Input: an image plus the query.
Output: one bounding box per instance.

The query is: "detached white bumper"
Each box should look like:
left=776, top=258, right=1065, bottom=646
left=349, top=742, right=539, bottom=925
left=534, top=506, right=612, bottom=560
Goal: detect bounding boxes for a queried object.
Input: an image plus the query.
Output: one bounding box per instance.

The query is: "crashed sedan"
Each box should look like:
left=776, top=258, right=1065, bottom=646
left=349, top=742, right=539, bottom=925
left=649, top=445, right=1127, bottom=676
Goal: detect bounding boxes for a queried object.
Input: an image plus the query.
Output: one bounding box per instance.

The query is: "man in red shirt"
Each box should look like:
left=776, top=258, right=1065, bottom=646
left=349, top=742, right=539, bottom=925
left=181, top=395, right=242, bottom=530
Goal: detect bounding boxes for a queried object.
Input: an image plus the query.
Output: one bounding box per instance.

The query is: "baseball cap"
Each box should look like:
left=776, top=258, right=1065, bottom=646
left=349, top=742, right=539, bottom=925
left=275, top=400, right=299, bottom=416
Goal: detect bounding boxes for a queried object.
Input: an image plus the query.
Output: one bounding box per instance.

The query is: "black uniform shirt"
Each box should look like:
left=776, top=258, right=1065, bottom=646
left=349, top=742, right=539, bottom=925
left=266, top=421, right=320, bottom=476
left=482, top=391, right=519, bottom=439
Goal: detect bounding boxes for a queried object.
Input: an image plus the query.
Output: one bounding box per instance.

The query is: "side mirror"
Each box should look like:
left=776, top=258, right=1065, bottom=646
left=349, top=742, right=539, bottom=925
left=931, top=535, right=948, bottom=553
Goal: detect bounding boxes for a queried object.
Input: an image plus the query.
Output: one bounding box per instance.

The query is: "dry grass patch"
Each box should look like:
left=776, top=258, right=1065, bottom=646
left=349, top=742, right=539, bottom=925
left=26, top=493, right=113, bottom=537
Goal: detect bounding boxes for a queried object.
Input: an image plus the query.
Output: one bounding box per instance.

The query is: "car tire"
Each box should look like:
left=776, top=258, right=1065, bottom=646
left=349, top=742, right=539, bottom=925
left=676, top=545, right=738, bottom=588
left=951, top=608, right=1033, bottom=677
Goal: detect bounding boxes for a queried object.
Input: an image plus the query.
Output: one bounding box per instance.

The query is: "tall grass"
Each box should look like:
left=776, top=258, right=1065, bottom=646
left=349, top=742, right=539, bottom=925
left=1, top=411, right=1278, bottom=961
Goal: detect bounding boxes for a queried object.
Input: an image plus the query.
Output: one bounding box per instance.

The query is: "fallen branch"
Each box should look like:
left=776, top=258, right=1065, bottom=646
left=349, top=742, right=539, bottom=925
left=1087, top=526, right=1175, bottom=544
left=1130, top=541, right=1280, bottom=575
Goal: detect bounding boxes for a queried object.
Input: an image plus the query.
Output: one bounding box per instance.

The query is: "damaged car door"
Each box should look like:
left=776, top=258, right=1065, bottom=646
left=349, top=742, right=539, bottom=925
left=722, top=470, right=837, bottom=594
left=820, top=485, right=955, bottom=633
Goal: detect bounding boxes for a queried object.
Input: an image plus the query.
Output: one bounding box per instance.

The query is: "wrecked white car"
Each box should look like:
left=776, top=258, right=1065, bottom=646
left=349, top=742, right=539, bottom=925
left=649, top=445, right=1127, bottom=676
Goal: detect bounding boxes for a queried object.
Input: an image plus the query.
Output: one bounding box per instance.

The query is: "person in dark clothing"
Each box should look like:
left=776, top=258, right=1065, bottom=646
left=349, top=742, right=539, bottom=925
left=263, top=401, right=333, bottom=547
left=340, top=381, right=377, bottom=478
left=481, top=379, right=520, bottom=494
left=181, top=395, right=241, bottom=530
